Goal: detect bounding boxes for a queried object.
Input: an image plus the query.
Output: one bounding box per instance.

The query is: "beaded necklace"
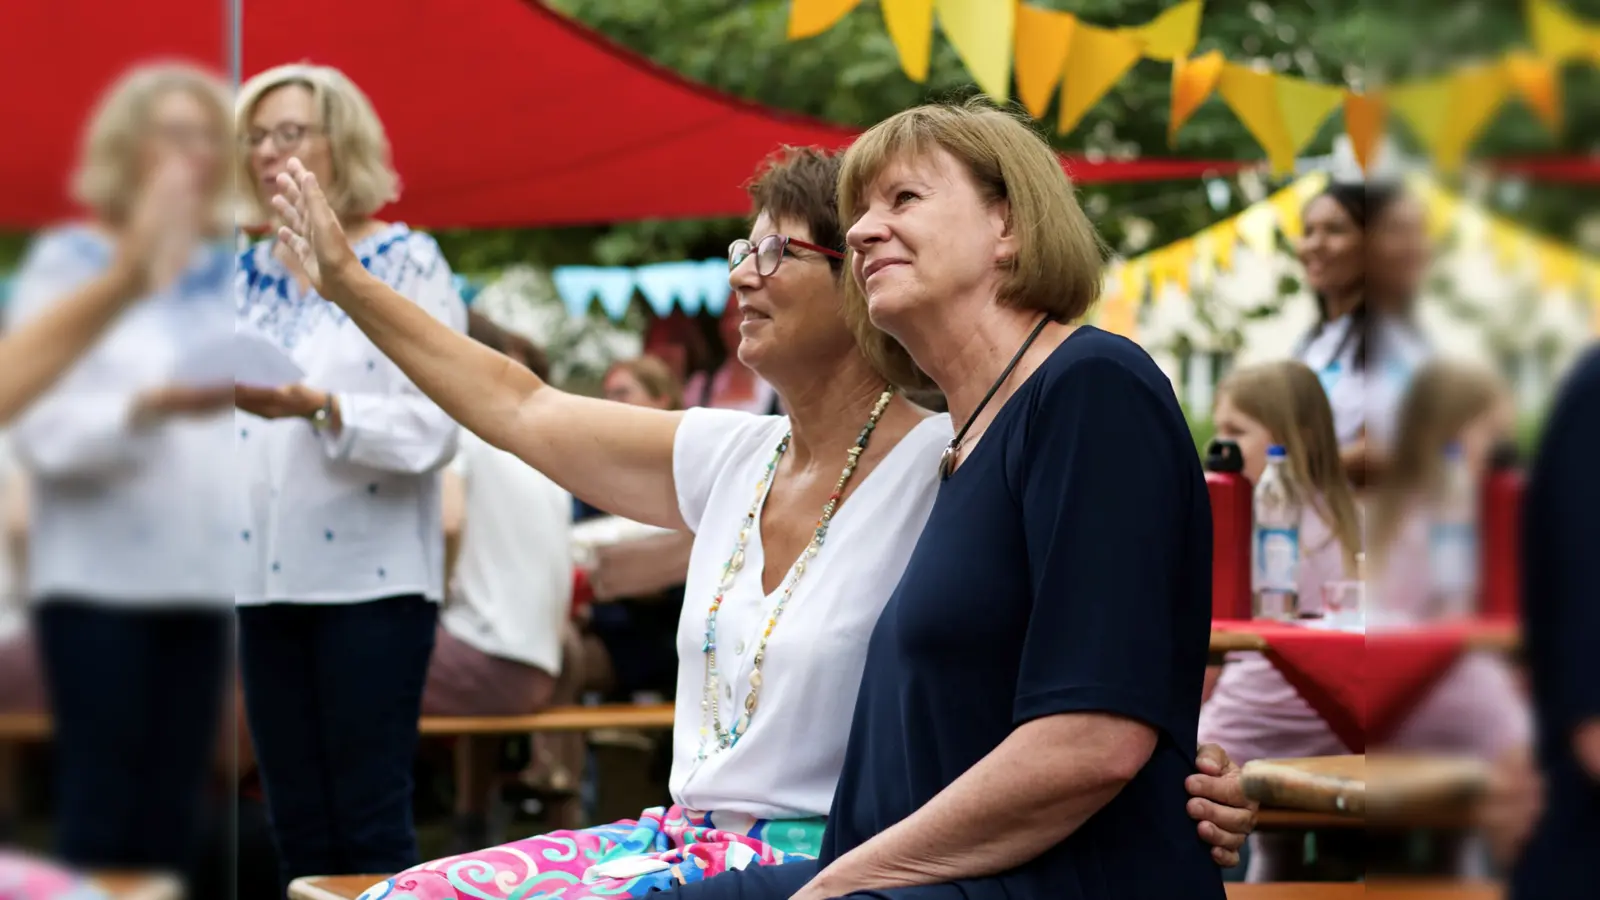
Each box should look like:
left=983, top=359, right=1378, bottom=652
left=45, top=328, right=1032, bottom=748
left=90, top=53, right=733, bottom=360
left=697, top=387, right=896, bottom=759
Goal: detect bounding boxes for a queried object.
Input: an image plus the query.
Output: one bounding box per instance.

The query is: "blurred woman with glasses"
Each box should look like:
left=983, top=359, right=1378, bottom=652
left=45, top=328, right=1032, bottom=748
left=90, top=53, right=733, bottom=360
left=2, top=62, right=235, bottom=888
left=233, top=63, right=467, bottom=894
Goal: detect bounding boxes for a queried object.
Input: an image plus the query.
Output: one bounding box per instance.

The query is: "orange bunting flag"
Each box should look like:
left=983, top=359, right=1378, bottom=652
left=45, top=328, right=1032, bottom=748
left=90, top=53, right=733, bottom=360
left=1014, top=6, right=1076, bottom=118
left=1343, top=92, right=1386, bottom=172
left=787, top=0, right=863, bottom=39
left=882, top=0, right=935, bottom=83
left=1169, top=51, right=1225, bottom=146
left=1504, top=53, right=1562, bottom=135
left=1056, top=23, right=1145, bottom=134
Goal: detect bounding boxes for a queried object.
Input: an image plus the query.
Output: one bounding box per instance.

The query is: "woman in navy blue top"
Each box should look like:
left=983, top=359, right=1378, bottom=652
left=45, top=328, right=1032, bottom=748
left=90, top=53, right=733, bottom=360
left=660, top=101, right=1226, bottom=900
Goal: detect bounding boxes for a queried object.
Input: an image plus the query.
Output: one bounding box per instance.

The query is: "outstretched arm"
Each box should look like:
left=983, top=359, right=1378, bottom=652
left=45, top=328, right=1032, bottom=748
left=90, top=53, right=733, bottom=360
left=271, top=159, right=687, bottom=530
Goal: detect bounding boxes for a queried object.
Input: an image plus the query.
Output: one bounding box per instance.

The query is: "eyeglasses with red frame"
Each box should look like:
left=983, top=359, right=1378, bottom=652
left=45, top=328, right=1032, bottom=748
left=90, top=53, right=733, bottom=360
left=728, top=233, right=844, bottom=277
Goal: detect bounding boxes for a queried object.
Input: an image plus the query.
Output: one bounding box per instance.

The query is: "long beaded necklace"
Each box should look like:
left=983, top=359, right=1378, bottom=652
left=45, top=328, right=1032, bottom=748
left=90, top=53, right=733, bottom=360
left=697, top=386, right=896, bottom=760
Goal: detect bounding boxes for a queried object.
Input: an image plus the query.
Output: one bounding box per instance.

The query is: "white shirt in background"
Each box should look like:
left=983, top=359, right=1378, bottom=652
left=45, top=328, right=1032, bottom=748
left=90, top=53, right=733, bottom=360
left=234, top=224, right=466, bottom=605
left=439, top=430, right=573, bottom=676
left=5, top=226, right=235, bottom=606
left=668, top=406, right=951, bottom=820
left=1367, top=316, right=1432, bottom=453
left=1296, top=315, right=1366, bottom=446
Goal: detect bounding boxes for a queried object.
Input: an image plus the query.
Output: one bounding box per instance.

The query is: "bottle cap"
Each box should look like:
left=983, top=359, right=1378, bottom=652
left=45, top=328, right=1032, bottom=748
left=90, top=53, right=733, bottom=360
left=1443, top=441, right=1463, bottom=459
left=1204, top=438, right=1244, bottom=474
left=1267, top=444, right=1287, bottom=459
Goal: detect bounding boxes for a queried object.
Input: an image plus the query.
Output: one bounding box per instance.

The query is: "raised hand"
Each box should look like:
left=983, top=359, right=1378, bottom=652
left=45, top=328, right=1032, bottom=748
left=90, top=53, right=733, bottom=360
left=270, top=157, right=358, bottom=300
left=116, top=159, right=199, bottom=296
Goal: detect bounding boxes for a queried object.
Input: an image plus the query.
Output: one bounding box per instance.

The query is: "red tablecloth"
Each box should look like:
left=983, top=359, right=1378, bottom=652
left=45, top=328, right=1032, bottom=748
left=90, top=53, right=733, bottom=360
left=1213, top=620, right=1368, bottom=751
left=1212, top=619, right=1518, bottom=753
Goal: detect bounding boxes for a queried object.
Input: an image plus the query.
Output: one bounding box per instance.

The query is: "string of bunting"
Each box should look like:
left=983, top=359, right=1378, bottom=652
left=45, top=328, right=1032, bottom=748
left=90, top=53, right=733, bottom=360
left=787, top=0, right=1600, bottom=176
left=552, top=259, right=733, bottom=320
left=1093, top=172, right=1600, bottom=342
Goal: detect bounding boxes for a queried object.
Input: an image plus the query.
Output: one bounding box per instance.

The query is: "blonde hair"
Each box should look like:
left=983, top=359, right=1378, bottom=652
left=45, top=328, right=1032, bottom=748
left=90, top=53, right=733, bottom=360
left=234, top=63, right=399, bottom=226
left=837, top=98, right=1106, bottom=390
left=1368, top=359, right=1507, bottom=563
left=606, top=355, right=684, bottom=410
left=71, top=62, right=232, bottom=227
left=1217, top=360, right=1363, bottom=576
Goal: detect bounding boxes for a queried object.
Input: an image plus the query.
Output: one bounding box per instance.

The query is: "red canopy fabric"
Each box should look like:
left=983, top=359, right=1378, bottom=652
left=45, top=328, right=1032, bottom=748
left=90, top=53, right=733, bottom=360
left=1, top=0, right=1247, bottom=230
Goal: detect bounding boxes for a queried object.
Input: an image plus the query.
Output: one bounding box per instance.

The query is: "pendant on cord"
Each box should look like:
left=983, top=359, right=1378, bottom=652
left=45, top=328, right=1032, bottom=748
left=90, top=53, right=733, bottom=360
left=939, top=443, right=958, bottom=480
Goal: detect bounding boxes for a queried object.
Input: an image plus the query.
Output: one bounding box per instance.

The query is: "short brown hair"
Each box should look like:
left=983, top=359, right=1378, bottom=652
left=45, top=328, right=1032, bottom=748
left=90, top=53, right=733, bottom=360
left=605, top=355, right=684, bottom=410
left=743, top=146, right=847, bottom=273
left=468, top=311, right=550, bottom=381
left=838, top=99, right=1106, bottom=390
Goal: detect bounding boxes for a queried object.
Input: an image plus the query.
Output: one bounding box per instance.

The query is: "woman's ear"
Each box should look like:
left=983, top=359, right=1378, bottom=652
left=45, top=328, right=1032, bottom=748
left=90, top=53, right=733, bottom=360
left=991, top=199, right=1016, bottom=265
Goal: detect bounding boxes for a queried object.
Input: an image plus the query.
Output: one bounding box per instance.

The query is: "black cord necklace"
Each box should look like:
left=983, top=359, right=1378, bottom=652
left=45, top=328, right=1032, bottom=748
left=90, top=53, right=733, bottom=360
left=939, top=315, right=1051, bottom=480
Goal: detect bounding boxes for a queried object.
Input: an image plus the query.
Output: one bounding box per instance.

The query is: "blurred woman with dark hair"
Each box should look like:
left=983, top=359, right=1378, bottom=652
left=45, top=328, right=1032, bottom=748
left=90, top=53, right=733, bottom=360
left=1294, top=182, right=1375, bottom=485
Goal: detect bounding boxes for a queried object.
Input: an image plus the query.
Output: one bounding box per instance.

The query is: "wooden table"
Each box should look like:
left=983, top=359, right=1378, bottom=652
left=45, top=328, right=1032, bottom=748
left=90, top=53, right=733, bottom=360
left=1209, top=624, right=1521, bottom=656
left=1242, top=755, right=1365, bottom=816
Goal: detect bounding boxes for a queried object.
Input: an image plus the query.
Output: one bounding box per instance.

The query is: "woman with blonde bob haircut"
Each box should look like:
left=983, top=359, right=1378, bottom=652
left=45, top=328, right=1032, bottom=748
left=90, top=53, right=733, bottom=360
left=3, top=60, right=236, bottom=888
left=233, top=63, right=399, bottom=228
left=233, top=62, right=467, bottom=893
left=0, top=63, right=225, bottom=424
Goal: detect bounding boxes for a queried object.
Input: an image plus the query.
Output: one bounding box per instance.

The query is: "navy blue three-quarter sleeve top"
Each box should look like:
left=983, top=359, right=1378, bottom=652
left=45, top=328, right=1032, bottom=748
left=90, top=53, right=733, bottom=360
left=819, top=326, right=1223, bottom=899
left=1513, top=344, right=1600, bottom=899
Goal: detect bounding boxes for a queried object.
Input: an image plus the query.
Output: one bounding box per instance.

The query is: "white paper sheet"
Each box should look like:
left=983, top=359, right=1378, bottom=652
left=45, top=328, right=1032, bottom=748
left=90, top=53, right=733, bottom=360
left=173, top=330, right=304, bottom=388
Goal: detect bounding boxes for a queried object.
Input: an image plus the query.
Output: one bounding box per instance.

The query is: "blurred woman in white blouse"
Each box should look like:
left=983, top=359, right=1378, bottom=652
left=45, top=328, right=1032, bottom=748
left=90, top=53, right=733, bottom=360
left=3, top=62, right=235, bottom=885
left=233, top=63, right=466, bottom=893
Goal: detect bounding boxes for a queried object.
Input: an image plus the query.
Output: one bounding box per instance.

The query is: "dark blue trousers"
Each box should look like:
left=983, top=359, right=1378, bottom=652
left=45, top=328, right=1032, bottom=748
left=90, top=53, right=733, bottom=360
left=32, top=598, right=231, bottom=876
left=238, top=595, right=437, bottom=895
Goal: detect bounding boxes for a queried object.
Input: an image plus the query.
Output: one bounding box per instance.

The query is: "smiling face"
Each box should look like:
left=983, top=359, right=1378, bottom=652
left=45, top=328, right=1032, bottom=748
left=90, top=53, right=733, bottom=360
left=1297, top=194, right=1365, bottom=301
left=726, top=211, right=856, bottom=381
left=246, top=83, right=334, bottom=219
left=844, top=148, right=1014, bottom=335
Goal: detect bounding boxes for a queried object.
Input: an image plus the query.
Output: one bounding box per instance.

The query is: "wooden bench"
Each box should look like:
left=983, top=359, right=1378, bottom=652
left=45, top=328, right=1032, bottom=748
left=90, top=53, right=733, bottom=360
left=0, top=704, right=675, bottom=744
left=85, top=872, right=183, bottom=900
left=290, top=876, right=1456, bottom=899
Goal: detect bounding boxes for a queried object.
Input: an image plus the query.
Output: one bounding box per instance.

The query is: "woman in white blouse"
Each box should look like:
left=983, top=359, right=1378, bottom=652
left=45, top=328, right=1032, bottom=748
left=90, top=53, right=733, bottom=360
left=233, top=64, right=465, bottom=893
left=270, top=147, right=1256, bottom=900
left=4, top=63, right=235, bottom=884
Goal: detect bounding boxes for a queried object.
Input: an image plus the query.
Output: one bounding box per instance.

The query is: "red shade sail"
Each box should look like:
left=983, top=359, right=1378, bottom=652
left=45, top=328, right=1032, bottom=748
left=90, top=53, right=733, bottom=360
left=1, top=0, right=1250, bottom=230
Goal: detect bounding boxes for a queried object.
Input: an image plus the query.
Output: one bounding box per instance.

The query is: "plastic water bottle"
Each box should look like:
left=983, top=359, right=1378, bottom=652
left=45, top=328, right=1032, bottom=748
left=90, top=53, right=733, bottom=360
left=1429, top=441, right=1479, bottom=619
left=1253, top=445, right=1302, bottom=621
